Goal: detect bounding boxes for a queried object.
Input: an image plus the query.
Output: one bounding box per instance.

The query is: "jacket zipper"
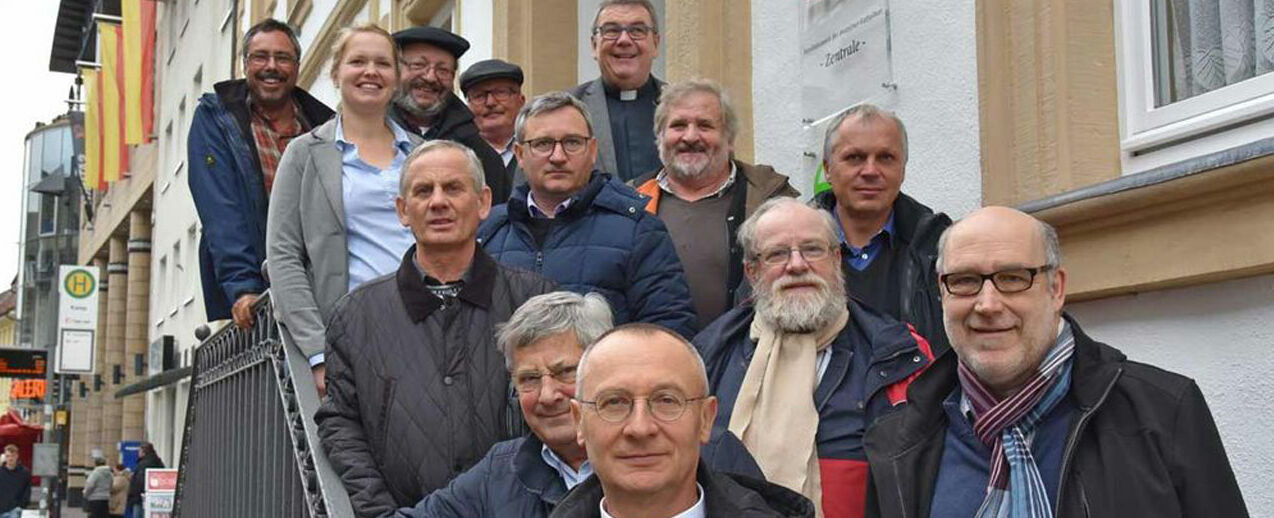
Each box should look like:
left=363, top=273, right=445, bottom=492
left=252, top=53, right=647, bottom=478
left=1055, top=367, right=1121, bottom=516
left=535, top=251, right=543, bottom=272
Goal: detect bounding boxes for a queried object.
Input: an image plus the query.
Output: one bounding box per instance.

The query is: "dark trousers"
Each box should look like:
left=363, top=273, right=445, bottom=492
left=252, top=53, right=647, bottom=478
left=87, top=499, right=110, bottom=518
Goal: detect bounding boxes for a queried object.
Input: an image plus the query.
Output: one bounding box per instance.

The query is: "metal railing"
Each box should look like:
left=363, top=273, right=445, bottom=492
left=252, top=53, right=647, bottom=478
left=174, top=293, right=353, bottom=517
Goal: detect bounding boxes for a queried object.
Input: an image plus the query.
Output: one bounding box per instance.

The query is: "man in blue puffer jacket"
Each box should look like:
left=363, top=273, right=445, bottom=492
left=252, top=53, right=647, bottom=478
left=478, top=91, right=697, bottom=338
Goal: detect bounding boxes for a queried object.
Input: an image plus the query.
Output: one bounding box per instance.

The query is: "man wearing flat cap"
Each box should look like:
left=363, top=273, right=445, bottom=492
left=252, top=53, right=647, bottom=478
left=391, top=26, right=512, bottom=201
left=460, top=59, right=527, bottom=186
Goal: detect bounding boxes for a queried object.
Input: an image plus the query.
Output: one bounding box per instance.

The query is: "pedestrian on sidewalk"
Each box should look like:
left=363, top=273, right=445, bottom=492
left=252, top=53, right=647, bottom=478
left=0, top=445, right=31, bottom=518
left=127, top=443, right=164, bottom=518
left=109, top=464, right=130, bottom=518
left=84, top=457, right=113, bottom=518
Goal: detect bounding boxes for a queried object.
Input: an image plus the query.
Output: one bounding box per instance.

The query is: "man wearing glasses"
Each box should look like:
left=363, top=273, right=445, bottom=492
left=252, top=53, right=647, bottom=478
left=863, top=207, right=1247, bottom=518
left=459, top=59, right=528, bottom=185
left=552, top=323, right=814, bottom=518
left=571, top=0, right=665, bottom=182
left=189, top=18, right=333, bottom=329
left=394, top=291, right=611, bottom=518
left=391, top=27, right=512, bottom=201
left=478, top=92, right=697, bottom=339
left=694, top=198, right=936, bottom=518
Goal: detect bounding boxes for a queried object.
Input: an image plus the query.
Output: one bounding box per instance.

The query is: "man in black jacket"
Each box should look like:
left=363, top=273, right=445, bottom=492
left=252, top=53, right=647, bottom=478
left=127, top=443, right=164, bottom=518
left=814, top=104, right=950, bottom=353
left=0, top=445, right=30, bottom=517
left=316, top=140, right=554, bottom=517
left=863, top=207, right=1247, bottom=518
left=391, top=27, right=512, bottom=202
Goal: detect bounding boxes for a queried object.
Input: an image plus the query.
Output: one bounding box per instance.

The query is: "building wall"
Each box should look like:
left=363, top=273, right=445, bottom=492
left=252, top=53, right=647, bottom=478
left=148, top=0, right=239, bottom=464
left=0, top=316, right=14, bottom=347
left=1066, top=274, right=1274, bottom=517
left=750, top=1, right=982, bottom=217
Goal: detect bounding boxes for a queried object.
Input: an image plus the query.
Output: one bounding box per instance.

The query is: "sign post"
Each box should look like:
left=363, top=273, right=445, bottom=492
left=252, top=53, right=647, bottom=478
left=56, top=266, right=99, bottom=374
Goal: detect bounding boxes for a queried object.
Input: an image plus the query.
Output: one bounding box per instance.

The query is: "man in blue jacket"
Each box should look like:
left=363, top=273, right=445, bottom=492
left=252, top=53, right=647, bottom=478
left=188, top=19, right=333, bottom=327
left=478, top=91, right=697, bottom=338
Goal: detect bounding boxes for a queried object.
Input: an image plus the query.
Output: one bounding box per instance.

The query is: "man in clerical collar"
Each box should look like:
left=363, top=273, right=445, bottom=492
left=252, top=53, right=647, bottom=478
left=812, top=103, right=953, bottom=353
left=570, top=0, right=665, bottom=182
left=394, top=291, right=613, bottom=518
left=390, top=26, right=512, bottom=201
left=550, top=323, right=815, bottom=518
left=632, top=79, right=799, bottom=328
left=316, top=140, right=554, bottom=518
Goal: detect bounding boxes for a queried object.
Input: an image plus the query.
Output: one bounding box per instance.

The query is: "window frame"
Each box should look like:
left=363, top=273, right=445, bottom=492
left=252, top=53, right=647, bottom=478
left=1114, top=0, right=1274, bottom=171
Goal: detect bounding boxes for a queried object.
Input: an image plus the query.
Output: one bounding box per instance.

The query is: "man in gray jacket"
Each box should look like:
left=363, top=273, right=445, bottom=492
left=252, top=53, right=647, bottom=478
left=315, top=140, right=554, bottom=518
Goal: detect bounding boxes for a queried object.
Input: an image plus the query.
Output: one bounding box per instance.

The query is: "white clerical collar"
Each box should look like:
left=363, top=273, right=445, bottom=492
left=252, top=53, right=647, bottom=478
left=599, top=483, right=705, bottom=518
left=619, top=89, right=638, bottom=101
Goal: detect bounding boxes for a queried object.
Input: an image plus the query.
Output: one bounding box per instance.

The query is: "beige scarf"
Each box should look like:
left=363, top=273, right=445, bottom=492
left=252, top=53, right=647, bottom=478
left=728, top=306, right=849, bottom=518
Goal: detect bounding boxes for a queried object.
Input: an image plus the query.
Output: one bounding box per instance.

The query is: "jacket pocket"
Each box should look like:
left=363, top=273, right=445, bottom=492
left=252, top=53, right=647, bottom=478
left=373, top=374, right=397, bottom=466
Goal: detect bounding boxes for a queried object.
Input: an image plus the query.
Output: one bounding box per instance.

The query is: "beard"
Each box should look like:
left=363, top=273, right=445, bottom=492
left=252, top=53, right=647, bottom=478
left=660, top=141, right=728, bottom=181
left=753, top=269, right=847, bottom=334
left=394, top=77, right=448, bottom=122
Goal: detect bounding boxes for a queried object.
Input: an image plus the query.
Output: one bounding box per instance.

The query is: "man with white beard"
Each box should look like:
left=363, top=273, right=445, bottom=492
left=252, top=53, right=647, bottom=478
left=693, top=198, right=938, bottom=518
left=633, top=80, right=798, bottom=328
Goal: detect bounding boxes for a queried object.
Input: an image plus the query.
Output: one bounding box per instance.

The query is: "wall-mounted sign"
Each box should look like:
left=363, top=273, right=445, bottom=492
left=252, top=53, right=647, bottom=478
left=799, top=0, right=894, bottom=126
left=57, top=265, right=99, bottom=374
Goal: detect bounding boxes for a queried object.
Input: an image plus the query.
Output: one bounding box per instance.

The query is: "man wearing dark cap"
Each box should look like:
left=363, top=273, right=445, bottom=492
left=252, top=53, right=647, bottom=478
left=459, top=59, right=527, bottom=185
left=391, top=26, right=512, bottom=201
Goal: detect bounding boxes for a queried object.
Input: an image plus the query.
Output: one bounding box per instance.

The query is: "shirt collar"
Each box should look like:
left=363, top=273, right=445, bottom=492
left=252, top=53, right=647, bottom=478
left=396, top=245, right=497, bottom=322
left=528, top=191, right=574, bottom=218
left=335, top=114, right=415, bottom=153
left=539, top=444, right=593, bottom=490
left=600, top=483, right=705, bottom=518
left=835, top=208, right=896, bottom=250
left=657, top=162, right=738, bottom=200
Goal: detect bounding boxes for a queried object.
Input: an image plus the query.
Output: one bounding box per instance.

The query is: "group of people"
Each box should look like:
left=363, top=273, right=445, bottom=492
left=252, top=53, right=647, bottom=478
left=82, top=442, right=165, bottom=518
left=186, top=0, right=1248, bottom=517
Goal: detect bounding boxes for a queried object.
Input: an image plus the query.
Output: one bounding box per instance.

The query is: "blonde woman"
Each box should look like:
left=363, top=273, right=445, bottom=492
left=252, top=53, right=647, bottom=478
left=267, top=24, right=420, bottom=395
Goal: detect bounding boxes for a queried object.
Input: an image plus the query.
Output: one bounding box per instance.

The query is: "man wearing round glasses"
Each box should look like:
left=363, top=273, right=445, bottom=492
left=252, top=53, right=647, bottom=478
left=460, top=59, right=527, bottom=184
left=552, top=324, right=814, bottom=517
left=571, top=0, right=665, bottom=182
left=694, top=198, right=936, bottom=518
left=391, top=27, right=512, bottom=201
left=863, top=206, right=1246, bottom=517
left=478, top=91, right=697, bottom=339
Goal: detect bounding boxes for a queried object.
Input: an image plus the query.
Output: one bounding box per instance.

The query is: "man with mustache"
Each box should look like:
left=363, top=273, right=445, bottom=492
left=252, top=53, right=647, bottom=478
left=188, top=19, right=333, bottom=329
left=863, top=207, right=1247, bottom=518
left=815, top=104, right=952, bottom=353
left=571, top=0, right=664, bottom=182
left=459, top=59, right=527, bottom=186
left=391, top=27, right=512, bottom=201
left=694, top=198, right=937, bottom=518
left=633, top=80, right=798, bottom=328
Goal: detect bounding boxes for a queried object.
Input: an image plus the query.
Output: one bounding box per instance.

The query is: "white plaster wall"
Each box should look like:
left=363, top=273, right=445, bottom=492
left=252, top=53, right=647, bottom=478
left=1066, top=274, right=1274, bottom=517
left=751, top=0, right=982, bottom=218
left=459, top=0, right=495, bottom=69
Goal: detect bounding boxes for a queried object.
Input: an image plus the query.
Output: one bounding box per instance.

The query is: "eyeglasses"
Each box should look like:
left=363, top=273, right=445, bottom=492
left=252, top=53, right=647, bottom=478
left=521, top=136, right=591, bottom=156
left=576, top=391, right=708, bottom=423
left=593, top=23, right=656, bottom=41
left=246, top=52, right=297, bottom=67
left=401, top=59, right=455, bottom=80
left=753, top=243, right=834, bottom=266
left=468, top=87, right=519, bottom=103
left=513, top=364, right=579, bottom=394
left=940, top=265, right=1053, bottom=296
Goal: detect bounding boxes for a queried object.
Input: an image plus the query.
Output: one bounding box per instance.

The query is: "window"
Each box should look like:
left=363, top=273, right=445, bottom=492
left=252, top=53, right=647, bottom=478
left=1116, top=0, right=1274, bottom=172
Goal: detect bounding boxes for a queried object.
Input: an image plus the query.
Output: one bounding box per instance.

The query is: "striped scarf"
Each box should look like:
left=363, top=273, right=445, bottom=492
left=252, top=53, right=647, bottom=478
left=957, top=322, right=1075, bottom=518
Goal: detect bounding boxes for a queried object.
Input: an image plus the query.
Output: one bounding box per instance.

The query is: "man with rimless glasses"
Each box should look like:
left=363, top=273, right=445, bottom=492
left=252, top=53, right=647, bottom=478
left=552, top=323, right=814, bottom=518
left=863, top=207, right=1246, bottom=518
left=694, top=198, right=936, bottom=518
left=478, top=91, right=698, bottom=339
left=571, top=0, right=666, bottom=181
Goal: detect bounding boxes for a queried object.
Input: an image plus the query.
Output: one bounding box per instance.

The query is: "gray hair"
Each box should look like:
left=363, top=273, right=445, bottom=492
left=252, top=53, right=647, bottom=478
left=575, top=323, right=707, bottom=399
left=496, top=291, right=614, bottom=369
left=935, top=216, right=1063, bottom=276
left=736, top=197, right=839, bottom=260
left=399, top=140, right=486, bottom=195
left=242, top=18, right=303, bottom=62
left=821, top=103, right=909, bottom=166
left=654, top=79, right=739, bottom=145
left=513, top=91, right=595, bottom=143
left=591, top=0, right=660, bottom=34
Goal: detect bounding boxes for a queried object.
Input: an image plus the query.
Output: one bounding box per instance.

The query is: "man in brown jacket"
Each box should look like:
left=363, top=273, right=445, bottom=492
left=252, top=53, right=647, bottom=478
left=633, top=79, right=799, bottom=327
